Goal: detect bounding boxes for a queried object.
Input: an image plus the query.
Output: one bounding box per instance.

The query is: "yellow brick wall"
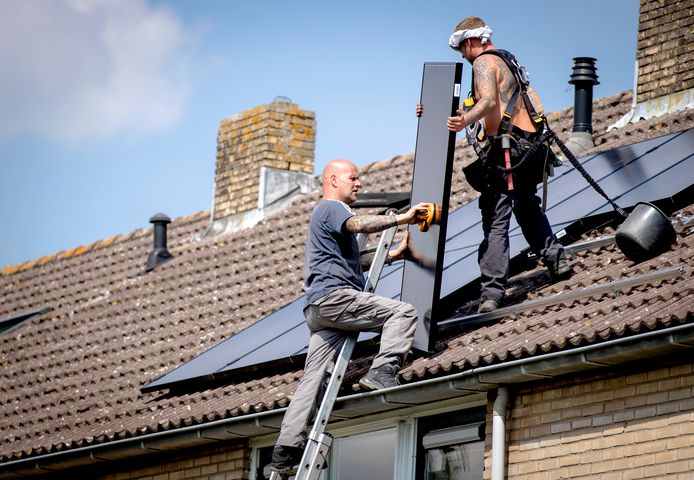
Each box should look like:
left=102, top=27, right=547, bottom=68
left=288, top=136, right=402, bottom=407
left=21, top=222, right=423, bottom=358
left=496, top=361, right=694, bottom=479
left=60, top=442, right=251, bottom=480
left=214, top=101, right=316, bottom=220
left=636, top=0, right=694, bottom=103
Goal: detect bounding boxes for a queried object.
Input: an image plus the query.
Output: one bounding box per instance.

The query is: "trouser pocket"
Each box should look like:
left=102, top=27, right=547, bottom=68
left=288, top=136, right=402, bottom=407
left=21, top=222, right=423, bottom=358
left=306, top=289, right=359, bottom=329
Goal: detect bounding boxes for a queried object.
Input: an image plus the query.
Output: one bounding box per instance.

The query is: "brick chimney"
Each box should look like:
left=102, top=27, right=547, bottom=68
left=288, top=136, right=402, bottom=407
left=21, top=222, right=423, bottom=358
left=205, top=98, right=316, bottom=236
left=636, top=0, right=693, bottom=104
left=610, top=0, right=693, bottom=129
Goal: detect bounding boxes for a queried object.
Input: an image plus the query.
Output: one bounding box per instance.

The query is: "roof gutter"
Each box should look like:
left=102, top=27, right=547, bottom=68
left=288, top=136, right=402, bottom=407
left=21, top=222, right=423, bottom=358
left=2, top=321, right=693, bottom=477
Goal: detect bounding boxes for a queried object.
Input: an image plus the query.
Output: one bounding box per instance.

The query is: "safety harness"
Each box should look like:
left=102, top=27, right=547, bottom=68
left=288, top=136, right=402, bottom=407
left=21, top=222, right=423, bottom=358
left=463, top=49, right=628, bottom=216
left=474, top=49, right=545, bottom=133
left=464, top=49, right=554, bottom=205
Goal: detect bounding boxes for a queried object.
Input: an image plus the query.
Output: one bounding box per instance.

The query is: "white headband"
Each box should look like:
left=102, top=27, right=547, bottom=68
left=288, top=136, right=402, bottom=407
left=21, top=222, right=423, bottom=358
left=448, top=25, right=493, bottom=50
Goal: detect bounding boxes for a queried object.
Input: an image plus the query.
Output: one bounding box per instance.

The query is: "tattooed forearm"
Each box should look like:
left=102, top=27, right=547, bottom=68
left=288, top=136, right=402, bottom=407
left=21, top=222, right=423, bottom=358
left=468, top=97, right=495, bottom=124
left=345, top=215, right=398, bottom=234
left=360, top=251, right=395, bottom=270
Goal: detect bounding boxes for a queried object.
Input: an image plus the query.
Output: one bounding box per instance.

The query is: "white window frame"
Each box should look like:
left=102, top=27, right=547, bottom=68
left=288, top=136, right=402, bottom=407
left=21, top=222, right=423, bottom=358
left=249, top=398, right=486, bottom=480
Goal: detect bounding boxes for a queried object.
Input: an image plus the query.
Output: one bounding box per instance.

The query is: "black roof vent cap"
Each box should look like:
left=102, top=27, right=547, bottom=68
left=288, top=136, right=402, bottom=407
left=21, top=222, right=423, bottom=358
left=568, top=57, right=600, bottom=134
left=146, top=213, right=173, bottom=272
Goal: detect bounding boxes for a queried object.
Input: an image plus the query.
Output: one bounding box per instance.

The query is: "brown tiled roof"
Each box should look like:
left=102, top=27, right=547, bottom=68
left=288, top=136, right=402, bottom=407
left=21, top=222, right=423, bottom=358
left=0, top=91, right=693, bottom=463
left=403, top=221, right=693, bottom=380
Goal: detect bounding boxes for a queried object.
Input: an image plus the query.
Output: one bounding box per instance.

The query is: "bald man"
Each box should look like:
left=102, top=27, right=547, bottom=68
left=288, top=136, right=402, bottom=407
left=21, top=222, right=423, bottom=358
left=270, top=159, right=429, bottom=473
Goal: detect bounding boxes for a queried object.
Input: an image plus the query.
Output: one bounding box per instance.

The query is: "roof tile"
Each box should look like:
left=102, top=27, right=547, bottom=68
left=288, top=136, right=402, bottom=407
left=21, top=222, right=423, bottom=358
left=1, top=92, right=693, bottom=462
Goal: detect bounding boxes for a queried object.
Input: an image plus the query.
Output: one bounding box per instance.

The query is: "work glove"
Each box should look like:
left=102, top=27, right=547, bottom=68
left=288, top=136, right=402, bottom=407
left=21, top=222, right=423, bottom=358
left=415, top=203, right=442, bottom=232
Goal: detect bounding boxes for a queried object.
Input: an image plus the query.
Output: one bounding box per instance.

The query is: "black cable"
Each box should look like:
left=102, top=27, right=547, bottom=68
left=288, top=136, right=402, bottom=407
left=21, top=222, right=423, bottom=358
left=494, top=126, right=627, bottom=218
left=546, top=129, right=628, bottom=218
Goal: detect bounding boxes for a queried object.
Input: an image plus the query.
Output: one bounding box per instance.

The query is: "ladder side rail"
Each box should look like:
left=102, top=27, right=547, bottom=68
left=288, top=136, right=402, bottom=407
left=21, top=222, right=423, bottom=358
left=363, top=226, right=398, bottom=294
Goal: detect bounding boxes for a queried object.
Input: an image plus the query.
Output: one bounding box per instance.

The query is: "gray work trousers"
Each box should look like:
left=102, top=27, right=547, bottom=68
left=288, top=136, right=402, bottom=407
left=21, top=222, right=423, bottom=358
left=479, top=189, right=563, bottom=303
left=276, top=288, right=417, bottom=448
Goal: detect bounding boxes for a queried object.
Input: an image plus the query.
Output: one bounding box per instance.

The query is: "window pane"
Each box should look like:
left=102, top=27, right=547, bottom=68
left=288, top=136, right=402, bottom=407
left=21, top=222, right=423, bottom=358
left=424, top=441, right=484, bottom=480
left=333, top=428, right=396, bottom=480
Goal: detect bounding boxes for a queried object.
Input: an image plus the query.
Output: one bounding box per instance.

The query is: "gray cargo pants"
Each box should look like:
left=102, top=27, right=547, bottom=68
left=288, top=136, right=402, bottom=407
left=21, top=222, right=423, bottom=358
left=276, top=288, right=417, bottom=448
left=479, top=189, right=564, bottom=303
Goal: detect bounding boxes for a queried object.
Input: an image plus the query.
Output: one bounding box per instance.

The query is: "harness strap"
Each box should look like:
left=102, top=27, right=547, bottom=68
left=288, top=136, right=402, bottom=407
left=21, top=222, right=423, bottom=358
left=522, top=90, right=545, bottom=125
left=472, top=49, right=544, bottom=132
left=501, top=85, right=520, bottom=133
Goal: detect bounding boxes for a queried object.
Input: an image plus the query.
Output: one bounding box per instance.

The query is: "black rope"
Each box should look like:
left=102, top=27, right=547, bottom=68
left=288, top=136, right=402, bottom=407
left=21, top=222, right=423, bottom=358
left=494, top=127, right=627, bottom=218
left=547, top=129, right=627, bottom=218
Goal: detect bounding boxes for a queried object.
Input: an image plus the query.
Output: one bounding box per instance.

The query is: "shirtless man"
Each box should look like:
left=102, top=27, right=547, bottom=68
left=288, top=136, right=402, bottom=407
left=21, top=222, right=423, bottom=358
left=422, top=16, right=570, bottom=313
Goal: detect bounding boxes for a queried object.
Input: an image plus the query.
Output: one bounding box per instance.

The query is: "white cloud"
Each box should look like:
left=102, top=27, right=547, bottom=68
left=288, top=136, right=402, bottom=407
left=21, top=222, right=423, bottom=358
left=0, top=0, right=192, bottom=143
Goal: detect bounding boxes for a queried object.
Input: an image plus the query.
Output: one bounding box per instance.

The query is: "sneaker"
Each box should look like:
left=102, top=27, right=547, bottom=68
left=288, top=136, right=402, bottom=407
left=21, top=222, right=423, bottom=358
left=549, top=258, right=572, bottom=281
left=477, top=299, right=499, bottom=314
left=269, top=445, right=303, bottom=474
left=358, top=363, right=401, bottom=390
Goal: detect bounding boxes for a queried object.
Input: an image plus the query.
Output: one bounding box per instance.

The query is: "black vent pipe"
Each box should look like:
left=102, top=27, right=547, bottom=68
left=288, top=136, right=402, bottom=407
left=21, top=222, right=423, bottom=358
left=569, top=57, right=600, bottom=133
left=146, top=213, right=172, bottom=272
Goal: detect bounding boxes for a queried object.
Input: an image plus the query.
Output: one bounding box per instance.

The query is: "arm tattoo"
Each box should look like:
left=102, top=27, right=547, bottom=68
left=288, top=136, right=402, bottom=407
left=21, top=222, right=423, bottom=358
left=345, top=214, right=398, bottom=234
left=468, top=56, right=498, bottom=124
left=473, top=56, right=495, bottom=95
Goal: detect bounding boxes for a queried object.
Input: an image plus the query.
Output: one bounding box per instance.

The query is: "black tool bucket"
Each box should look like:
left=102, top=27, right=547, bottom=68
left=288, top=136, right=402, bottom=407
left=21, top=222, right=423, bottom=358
left=615, top=202, right=676, bottom=262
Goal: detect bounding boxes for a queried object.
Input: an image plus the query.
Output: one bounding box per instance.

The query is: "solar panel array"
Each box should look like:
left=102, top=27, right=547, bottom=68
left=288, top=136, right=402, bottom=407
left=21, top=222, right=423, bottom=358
left=142, top=129, right=693, bottom=393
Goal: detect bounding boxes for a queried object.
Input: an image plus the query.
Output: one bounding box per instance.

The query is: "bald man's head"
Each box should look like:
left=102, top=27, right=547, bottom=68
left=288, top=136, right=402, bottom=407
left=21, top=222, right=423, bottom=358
left=321, top=159, right=361, bottom=204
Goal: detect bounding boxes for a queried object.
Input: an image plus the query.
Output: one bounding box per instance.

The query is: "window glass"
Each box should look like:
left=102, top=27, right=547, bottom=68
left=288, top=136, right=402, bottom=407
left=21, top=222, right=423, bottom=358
left=332, top=428, right=397, bottom=480
left=417, top=409, right=485, bottom=480
left=424, top=441, right=484, bottom=480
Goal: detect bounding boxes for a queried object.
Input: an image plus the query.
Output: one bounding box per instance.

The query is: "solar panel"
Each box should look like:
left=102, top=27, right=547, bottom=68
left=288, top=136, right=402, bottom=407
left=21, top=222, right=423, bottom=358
left=142, top=128, right=693, bottom=393
left=543, top=131, right=692, bottom=226
left=142, top=296, right=378, bottom=392
left=142, top=269, right=407, bottom=392
left=0, top=306, right=52, bottom=336
left=401, top=62, right=463, bottom=352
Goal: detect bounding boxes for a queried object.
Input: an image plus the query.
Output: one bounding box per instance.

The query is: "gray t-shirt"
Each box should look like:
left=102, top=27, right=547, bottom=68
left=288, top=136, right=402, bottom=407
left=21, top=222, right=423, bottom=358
left=304, top=200, right=365, bottom=305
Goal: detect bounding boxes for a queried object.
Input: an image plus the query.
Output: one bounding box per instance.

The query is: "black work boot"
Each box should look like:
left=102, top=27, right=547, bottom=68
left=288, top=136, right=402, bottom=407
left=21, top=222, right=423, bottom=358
left=269, top=445, right=303, bottom=474
left=478, top=299, right=499, bottom=313
left=549, top=257, right=572, bottom=282
left=358, top=363, right=401, bottom=390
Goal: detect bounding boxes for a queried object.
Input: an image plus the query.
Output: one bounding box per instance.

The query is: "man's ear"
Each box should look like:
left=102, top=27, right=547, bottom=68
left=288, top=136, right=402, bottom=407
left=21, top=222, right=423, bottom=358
left=330, top=174, right=338, bottom=188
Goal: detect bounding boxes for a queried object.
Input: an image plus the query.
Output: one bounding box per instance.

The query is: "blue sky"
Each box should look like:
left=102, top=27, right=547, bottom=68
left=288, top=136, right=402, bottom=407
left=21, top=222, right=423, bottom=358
left=0, top=0, right=639, bottom=267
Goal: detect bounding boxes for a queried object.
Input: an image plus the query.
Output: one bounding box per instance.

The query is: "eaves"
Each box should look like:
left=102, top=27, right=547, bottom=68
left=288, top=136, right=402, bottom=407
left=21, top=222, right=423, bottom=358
left=1, top=321, right=693, bottom=478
